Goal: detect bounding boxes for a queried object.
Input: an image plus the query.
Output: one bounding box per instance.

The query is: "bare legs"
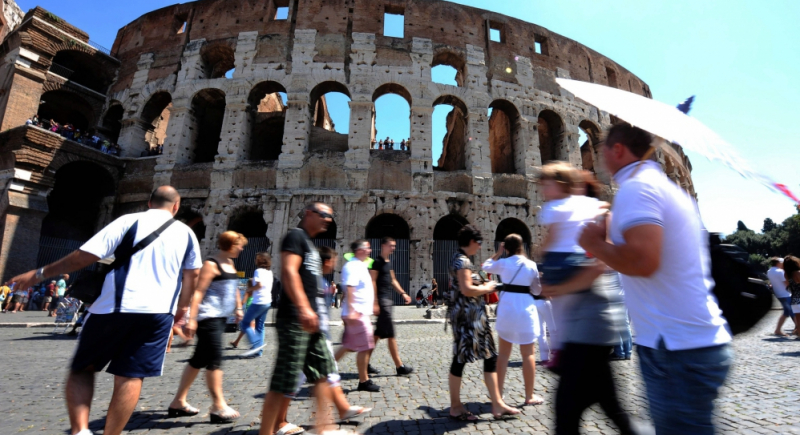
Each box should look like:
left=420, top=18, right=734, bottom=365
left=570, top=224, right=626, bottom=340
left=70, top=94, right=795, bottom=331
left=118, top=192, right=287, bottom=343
left=372, top=337, right=404, bottom=368
left=259, top=381, right=333, bottom=435
left=496, top=339, right=513, bottom=398
left=497, top=339, right=541, bottom=404
left=169, top=365, right=200, bottom=410
left=448, top=369, right=518, bottom=418
left=66, top=369, right=143, bottom=435
left=169, top=365, right=236, bottom=416
left=335, top=348, right=371, bottom=383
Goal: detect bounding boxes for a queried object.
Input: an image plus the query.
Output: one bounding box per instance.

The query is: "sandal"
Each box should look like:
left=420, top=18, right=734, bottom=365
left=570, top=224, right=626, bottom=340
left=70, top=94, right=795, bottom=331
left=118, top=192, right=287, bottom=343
left=339, top=406, right=373, bottom=421
left=523, top=395, right=544, bottom=406
left=209, top=406, right=239, bottom=424
left=228, top=341, right=239, bottom=349
left=275, top=423, right=305, bottom=435
left=448, top=411, right=478, bottom=422
left=167, top=405, right=199, bottom=418
left=493, top=410, right=521, bottom=420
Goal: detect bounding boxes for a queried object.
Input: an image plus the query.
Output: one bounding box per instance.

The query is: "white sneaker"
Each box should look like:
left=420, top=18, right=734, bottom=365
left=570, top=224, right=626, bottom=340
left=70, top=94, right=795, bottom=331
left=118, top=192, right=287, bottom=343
left=241, top=344, right=266, bottom=357
left=75, top=430, right=94, bottom=435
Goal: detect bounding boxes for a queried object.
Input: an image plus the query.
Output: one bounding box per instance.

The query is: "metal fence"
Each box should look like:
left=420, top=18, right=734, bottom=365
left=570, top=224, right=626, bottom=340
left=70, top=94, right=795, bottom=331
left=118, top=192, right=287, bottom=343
left=433, top=240, right=460, bottom=302
left=37, top=237, right=94, bottom=284
left=312, top=239, right=337, bottom=284
left=88, top=40, right=112, bottom=56
left=234, top=237, right=271, bottom=279
left=368, top=239, right=410, bottom=305
left=48, top=63, right=74, bottom=79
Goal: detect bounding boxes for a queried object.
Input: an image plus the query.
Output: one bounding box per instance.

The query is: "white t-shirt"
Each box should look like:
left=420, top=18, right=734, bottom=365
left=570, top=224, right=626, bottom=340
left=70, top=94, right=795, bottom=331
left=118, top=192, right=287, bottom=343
left=250, top=268, right=273, bottom=306
left=482, top=255, right=541, bottom=293
left=540, top=195, right=602, bottom=253
left=609, top=161, right=731, bottom=351
left=341, top=258, right=374, bottom=317
left=768, top=267, right=790, bottom=299
left=80, top=209, right=203, bottom=315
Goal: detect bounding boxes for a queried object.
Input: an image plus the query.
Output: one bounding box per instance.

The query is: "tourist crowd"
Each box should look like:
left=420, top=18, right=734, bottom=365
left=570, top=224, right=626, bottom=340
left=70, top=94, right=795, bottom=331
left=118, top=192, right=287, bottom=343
left=25, top=115, right=164, bottom=157
left=371, top=136, right=411, bottom=151
left=7, top=124, right=755, bottom=435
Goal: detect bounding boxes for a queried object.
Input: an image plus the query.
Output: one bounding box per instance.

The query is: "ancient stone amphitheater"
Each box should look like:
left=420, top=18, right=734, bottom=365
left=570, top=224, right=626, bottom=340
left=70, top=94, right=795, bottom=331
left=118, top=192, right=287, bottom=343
left=0, top=0, right=695, bottom=295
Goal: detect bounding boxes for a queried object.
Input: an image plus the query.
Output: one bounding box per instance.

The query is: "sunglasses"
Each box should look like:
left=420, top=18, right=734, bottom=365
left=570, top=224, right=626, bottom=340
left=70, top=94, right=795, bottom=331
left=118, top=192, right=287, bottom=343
left=312, top=209, right=334, bottom=219
left=475, top=240, right=483, bottom=245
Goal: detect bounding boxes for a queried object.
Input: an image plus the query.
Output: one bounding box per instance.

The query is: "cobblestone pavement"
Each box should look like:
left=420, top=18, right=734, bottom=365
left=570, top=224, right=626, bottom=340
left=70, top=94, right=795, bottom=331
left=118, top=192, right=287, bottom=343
left=2, top=310, right=800, bottom=434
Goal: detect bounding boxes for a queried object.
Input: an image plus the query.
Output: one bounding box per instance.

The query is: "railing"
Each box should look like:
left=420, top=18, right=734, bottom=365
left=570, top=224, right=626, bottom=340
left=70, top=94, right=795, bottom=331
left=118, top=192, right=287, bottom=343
left=48, top=62, right=74, bottom=79
left=88, top=40, right=111, bottom=56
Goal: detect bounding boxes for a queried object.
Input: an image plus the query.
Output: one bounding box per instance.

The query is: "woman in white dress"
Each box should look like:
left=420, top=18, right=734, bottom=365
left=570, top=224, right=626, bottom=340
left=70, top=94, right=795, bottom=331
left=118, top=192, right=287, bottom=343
left=482, top=234, right=544, bottom=406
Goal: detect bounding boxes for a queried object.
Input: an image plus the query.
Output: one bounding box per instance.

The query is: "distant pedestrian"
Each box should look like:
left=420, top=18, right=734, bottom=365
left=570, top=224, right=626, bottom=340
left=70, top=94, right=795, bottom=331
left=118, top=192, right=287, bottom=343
left=0, top=284, right=10, bottom=312
left=389, top=139, right=395, bottom=150
left=400, top=139, right=406, bottom=151
left=238, top=252, right=273, bottom=358
left=430, top=278, right=439, bottom=308
left=6, top=186, right=202, bottom=435
left=378, top=139, right=384, bottom=149
left=46, top=280, right=57, bottom=316
left=768, top=257, right=794, bottom=336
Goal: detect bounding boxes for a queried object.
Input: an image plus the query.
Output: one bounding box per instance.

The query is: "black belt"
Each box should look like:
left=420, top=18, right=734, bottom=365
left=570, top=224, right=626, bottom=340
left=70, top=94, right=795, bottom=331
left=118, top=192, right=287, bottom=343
left=501, top=284, right=544, bottom=300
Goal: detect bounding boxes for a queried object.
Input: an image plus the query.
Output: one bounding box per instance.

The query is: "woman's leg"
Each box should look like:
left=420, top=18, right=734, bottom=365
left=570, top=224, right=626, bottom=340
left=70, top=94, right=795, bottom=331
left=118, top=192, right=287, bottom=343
left=206, top=369, right=236, bottom=414
left=169, top=364, right=201, bottom=409
left=555, top=343, right=592, bottom=435
left=254, top=307, right=269, bottom=353
left=484, top=359, right=520, bottom=417
left=519, top=343, right=538, bottom=403
left=496, top=338, right=513, bottom=397
left=448, top=356, right=467, bottom=415
left=593, top=346, right=635, bottom=434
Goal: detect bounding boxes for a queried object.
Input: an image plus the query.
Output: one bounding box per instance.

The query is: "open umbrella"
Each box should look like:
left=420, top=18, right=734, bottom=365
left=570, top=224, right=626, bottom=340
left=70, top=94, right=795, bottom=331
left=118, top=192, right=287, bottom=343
left=556, top=78, right=799, bottom=204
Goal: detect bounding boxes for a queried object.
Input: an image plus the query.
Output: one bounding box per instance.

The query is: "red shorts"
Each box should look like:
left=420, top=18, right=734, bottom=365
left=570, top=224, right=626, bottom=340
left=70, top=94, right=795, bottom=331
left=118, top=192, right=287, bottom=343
left=342, top=315, right=374, bottom=352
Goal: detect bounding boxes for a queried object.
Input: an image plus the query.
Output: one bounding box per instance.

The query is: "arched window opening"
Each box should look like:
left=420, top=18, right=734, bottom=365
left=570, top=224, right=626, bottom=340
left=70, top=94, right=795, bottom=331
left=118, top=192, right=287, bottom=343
left=50, top=50, right=114, bottom=94
left=373, top=84, right=411, bottom=150
left=37, top=90, right=93, bottom=133
left=433, top=214, right=469, bottom=291
left=309, top=81, right=351, bottom=152
left=101, top=104, right=124, bottom=144
left=432, top=95, right=468, bottom=171
left=200, top=43, right=236, bottom=79
left=579, top=120, right=601, bottom=173
left=431, top=50, right=466, bottom=87
left=495, top=218, right=532, bottom=257
left=605, top=65, right=618, bottom=88
left=488, top=100, right=521, bottom=174
left=366, top=213, right=411, bottom=304
left=190, top=89, right=226, bottom=163
left=175, top=209, right=206, bottom=242
left=40, top=161, right=115, bottom=241
left=228, top=210, right=269, bottom=277
left=537, top=109, right=565, bottom=164
left=366, top=213, right=411, bottom=240
left=248, top=81, right=287, bottom=161
left=141, top=92, right=173, bottom=154
left=225, top=68, right=235, bottom=79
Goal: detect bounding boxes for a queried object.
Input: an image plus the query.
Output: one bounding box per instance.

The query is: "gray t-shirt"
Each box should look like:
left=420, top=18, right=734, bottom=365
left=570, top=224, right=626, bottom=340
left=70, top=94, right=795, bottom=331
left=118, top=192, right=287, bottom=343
left=559, top=271, right=627, bottom=346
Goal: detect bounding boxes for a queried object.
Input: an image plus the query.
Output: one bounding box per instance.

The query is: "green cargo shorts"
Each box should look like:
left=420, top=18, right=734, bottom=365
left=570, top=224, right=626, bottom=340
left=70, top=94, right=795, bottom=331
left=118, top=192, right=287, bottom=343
left=269, top=321, right=336, bottom=395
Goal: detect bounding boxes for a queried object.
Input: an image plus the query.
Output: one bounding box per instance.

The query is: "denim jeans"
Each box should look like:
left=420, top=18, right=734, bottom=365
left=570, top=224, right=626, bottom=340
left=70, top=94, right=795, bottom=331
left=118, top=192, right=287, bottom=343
left=240, top=304, right=270, bottom=355
left=613, top=311, right=632, bottom=358
left=637, top=340, right=732, bottom=435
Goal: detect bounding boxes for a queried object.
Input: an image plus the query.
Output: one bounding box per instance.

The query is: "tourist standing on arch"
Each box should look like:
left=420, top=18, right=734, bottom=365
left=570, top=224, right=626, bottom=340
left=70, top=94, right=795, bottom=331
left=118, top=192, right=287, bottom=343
left=369, top=237, right=414, bottom=376
left=579, top=124, right=732, bottom=435
left=7, top=186, right=202, bottom=435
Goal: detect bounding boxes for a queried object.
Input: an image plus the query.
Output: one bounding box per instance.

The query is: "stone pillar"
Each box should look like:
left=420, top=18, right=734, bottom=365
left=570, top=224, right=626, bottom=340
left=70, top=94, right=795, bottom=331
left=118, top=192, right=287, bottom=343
left=234, top=31, right=259, bottom=78
left=517, top=115, right=539, bottom=177
left=177, top=39, right=208, bottom=82
left=276, top=94, right=311, bottom=190
left=268, top=195, right=293, bottom=272
left=217, top=101, right=249, bottom=165
left=345, top=100, right=373, bottom=190
left=0, top=191, right=48, bottom=282
left=563, top=120, right=583, bottom=167
left=153, top=99, right=192, bottom=185
left=0, top=48, right=46, bottom=132
left=466, top=109, right=493, bottom=196
left=409, top=105, right=433, bottom=194
left=117, top=118, right=150, bottom=158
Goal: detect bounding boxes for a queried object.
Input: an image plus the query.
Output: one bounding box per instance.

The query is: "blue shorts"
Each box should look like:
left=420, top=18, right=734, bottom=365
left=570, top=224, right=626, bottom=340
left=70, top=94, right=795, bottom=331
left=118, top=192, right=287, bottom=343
left=71, top=312, right=173, bottom=378
left=778, top=297, right=793, bottom=318
left=541, top=252, right=593, bottom=286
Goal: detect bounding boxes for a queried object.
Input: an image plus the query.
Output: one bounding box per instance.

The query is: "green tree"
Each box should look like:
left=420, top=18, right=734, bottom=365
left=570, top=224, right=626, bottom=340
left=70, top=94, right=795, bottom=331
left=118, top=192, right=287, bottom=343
left=763, top=218, right=777, bottom=233
left=737, top=220, right=749, bottom=232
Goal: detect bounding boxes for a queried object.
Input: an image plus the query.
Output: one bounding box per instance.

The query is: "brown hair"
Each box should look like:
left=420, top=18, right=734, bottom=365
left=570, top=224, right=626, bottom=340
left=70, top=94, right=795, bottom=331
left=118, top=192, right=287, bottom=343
left=784, top=256, right=800, bottom=278
left=579, top=170, right=602, bottom=199
left=605, top=123, right=653, bottom=159
left=255, top=252, right=271, bottom=268
left=539, top=161, right=578, bottom=194
left=218, top=231, right=248, bottom=251
left=503, top=234, right=525, bottom=257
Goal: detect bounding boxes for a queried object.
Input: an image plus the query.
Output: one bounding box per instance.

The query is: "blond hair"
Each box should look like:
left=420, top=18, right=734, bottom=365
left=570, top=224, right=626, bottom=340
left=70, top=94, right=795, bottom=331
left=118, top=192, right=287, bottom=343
left=218, top=231, right=248, bottom=251
left=539, top=161, right=578, bottom=194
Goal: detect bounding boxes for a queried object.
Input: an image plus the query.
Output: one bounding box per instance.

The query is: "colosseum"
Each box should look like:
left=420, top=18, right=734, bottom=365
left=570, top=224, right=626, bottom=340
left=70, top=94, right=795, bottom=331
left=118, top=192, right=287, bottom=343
left=0, top=0, right=695, bottom=296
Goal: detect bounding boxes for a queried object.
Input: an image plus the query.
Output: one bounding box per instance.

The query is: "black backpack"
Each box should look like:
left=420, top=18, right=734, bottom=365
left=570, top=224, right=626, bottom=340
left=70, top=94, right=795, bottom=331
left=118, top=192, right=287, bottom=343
left=709, top=236, right=773, bottom=335
left=271, top=276, right=282, bottom=307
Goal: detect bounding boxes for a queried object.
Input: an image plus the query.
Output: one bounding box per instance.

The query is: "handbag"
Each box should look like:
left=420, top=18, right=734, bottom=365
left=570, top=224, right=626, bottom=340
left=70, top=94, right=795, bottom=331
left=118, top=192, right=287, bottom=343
left=67, top=218, right=176, bottom=304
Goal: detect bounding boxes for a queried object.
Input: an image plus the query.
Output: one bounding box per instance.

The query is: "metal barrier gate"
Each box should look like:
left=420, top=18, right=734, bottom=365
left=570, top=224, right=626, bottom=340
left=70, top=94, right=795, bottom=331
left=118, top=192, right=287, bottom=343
left=234, top=237, right=271, bottom=279
left=37, top=237, right=94, bottom=283
left=433, top=240, right=460, bottom=303
left=368, top=239, right=410, bottom=306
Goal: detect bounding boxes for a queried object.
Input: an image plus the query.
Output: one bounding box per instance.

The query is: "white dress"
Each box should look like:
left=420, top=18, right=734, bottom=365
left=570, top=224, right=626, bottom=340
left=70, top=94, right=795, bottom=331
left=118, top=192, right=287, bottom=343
left=482, top=255, right=541, bottom=345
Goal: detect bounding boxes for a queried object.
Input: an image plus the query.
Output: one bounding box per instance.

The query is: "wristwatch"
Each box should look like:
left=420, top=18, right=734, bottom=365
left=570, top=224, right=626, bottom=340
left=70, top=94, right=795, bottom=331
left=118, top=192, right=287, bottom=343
left=34, top=267, right=45, bottom=281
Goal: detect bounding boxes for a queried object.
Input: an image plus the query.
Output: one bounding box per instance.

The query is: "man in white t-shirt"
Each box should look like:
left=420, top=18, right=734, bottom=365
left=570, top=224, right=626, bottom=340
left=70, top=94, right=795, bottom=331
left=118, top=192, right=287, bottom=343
left=334, top=239, right=380, bottom=392
left=8, top=186, right=202, bottom=435
left=579, top=124, right=732, bottom=435
left=767, top=257, right=794, bottom=336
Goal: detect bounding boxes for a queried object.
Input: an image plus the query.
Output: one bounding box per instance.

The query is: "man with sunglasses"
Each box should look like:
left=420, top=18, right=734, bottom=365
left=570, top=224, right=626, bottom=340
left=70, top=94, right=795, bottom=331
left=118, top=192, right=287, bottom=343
left=258, top=202, right=354, bottom=435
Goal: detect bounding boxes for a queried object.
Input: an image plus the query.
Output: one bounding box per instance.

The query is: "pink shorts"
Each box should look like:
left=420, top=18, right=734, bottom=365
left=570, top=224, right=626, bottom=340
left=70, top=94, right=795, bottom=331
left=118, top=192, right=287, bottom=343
left=342, top=315, right=375, bottom=352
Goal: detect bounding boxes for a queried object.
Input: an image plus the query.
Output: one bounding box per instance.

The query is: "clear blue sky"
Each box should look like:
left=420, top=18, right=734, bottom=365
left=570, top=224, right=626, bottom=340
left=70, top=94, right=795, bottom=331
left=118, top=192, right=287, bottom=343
left=21, top=0, right=799, bottom=234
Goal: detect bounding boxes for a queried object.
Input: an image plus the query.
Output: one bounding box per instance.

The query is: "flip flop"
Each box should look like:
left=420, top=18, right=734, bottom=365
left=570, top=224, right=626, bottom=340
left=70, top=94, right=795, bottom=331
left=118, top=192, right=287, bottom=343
left=523, top=395, right=545, bottom=406
left=209, top=406, right=239, bottom=424
left=493, top=410, right=521, bottom=420
left=448, top=411, right=478, bottom=422
left=167, top=405, right=199, bottom=417
left=339, top=406, right=373, bottom=421
left=228, top=341, right=239, bottom=349
left=275, top=423, right=305, bottom=435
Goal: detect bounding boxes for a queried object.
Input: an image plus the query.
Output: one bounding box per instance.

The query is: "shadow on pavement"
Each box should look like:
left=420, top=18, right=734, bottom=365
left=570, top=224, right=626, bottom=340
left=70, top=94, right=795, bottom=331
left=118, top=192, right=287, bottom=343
left=778, top=351, right=800, bottom=357
left=13, top=332, right=76, bottom=341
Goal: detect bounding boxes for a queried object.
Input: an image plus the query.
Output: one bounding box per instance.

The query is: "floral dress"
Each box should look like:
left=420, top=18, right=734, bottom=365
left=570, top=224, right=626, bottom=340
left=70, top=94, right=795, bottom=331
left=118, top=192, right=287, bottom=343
left=448, top=249, right=497, bottom=364
left=789, top=280, right=800, bottom=308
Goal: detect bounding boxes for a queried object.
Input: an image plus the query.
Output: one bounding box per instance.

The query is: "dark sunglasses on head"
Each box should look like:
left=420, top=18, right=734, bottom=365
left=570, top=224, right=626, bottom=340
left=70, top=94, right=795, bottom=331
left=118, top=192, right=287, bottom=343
left=312, top=209, right=333, bottom=219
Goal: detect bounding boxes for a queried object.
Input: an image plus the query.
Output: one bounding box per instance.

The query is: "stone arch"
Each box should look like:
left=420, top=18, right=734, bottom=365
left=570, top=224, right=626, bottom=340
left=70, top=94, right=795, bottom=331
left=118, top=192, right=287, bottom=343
left=373, top=83, right=412, bottom=147
left=175, top=208, right=206, bottom=242
left=433, top=95, right=468, bottom=171
left=227, top=206, right=270, bottom=277
left=488, top=99, right=521, bottom=174
left=579, top=119, right=602, bottom=172
left=432, top=213, right=469, bottom=292
left=372, top=83, right=412, bottom=106
left=567, top=44, right=592, bottom=82
left=537, top=109, right=566, bottom=164
left=189, top=88, right=226, bottom=163
left=37, top=89, right=95, bottom=132
left=101, top=103, right=124, bottom=143
left=432, top=49, right=467, bottom=87
left=605, top=63, right=619, bottom=88
left=366, top=213, right=411, bottom=240
left=40, top=160, right=116, bottom=241
left=200, top=42, right=236, bottom=79
left=50, top=49, right=116, bottom=94
left=495, top=217, right=532, bottom=256
left=433, top=213, right=468, bottom=241
left=248, top=81, right=287, bottom=161
left=140, top=91, right=172, bottom=152
left=309, top=81, right=351, bottom=131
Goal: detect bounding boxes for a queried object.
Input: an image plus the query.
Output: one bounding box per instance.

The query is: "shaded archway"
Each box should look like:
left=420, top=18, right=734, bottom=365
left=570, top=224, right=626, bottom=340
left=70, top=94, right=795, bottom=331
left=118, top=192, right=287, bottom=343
left=101, top=104, right=123, bottom=143
left=175, top=209, right=206, bottom=242
left=538, top=110, right=565, bottom=164
left=40, top=161, right=115, bottom=241
left=141, top=92, right=173, bottom=152
left=432, top=50, right=466, bottom=87
left=495, top=218, right=532, bottom=257
left=228, top=210, right=269, bottom=277
left=309, top=81, right=351, bottom=151
left=433, top=214, right=469, bottom=295
left=579, top=120, right=602, bottom=172
left=366, top=213, right=411, bottom=240
left=605, top=65, right=618, bottom=88
left=51, top=50, right=115, bottom=94
left=201, top=43, right=236, bottom=79
left=488, top=100, right=521, bottom=174
left=433, top=95, right=468, bottom=171
left=373, top=84, right=411, bottom=149
left=366, top=213, right=411, bottom=304
left=190, top=89, right=226, bottom=163
left=248, top=81, right=287, bottom=161
left=37, top=90, right=93, bottom=132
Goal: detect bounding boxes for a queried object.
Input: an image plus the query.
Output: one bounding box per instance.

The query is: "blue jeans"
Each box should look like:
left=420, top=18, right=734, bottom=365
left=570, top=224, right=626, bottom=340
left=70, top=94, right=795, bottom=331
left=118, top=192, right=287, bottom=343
left=638, top=340, right=732, bottom=435
left=613, top=312, right=632, bottom=358
left=778, top=297, right=793, bottom=318
left=240, top=304, right=270, bottom=355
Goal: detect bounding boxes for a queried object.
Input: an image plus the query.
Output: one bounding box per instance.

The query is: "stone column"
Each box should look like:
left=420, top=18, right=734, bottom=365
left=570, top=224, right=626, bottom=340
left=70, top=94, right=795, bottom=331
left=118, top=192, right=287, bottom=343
left=0, top=190, right=48, bottom=282
left=410, top=105, right=433, bottom=193
left=563, top=120, right=582, bottom=168
left=117, top=118, right=150, bottom=158
left=466, top=109, right=493, bottom=196
left=345, top=100, right=373, bottom=190
left=276, top=94, right=311, bottom=190
left=153, top=98, right=192, bottom=186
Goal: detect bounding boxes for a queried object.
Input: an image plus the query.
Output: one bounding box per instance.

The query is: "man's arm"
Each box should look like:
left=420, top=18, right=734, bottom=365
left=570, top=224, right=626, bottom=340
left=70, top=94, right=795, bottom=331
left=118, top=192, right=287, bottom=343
left=6, top=250, right=100, bottom=290
left=370, top=269, right=379, bottom=311
left=175, top=268, right=200, bottom=322
left=281, top=251, right=318, bottom=333
left=579, top=222, right=663, bottom=277
left=389, top=270, right=411, bottom=304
